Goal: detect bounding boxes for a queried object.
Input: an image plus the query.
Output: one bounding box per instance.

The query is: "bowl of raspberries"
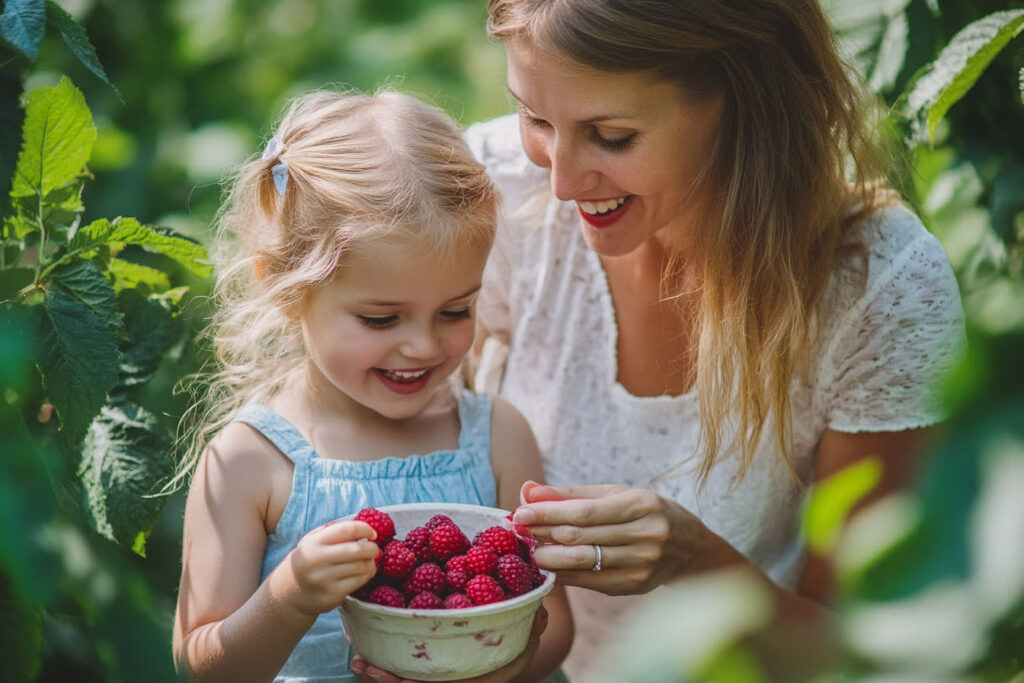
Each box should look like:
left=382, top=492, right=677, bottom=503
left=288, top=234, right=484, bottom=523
left=338, top=502, right=554, bottom=681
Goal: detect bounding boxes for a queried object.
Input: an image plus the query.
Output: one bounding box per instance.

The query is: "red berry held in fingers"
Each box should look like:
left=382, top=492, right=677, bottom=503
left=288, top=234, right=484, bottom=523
left=426, top=514, right=454, bottom=530
left=497, top=554, right=533, bottom=595
left=473, top=526, right=519, bottom=557
left=355, top=508, right=395, bottom=546
left=429, top=523, right=469, bottom=561
left=408, top=591, right=444, bottom=609
left=381, top=540, right=417, bottom=580
left=367, top=585, right=405, bottom=607
left=465, top=546, right=499, bottom=576
left=466, top=575, right=506, bottom=605
left=443, top=593, right=474, bottom=609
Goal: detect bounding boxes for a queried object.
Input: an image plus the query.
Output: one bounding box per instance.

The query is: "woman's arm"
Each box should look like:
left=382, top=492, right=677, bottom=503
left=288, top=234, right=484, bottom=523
left=173, top=424, right=378, bottom=682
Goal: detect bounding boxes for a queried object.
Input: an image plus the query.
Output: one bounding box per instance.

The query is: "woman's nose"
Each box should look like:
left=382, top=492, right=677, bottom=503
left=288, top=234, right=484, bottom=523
left=526, top=129, right=598, bottom=202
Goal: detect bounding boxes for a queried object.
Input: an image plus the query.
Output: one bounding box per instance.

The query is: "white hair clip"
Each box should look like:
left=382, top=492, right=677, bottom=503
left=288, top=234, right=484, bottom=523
left=261, top=137, right=289, bottom=196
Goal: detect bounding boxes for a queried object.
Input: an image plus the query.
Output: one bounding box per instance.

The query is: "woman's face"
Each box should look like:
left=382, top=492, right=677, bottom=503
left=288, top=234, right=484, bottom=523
left=505, top=38, right=723, bottom=257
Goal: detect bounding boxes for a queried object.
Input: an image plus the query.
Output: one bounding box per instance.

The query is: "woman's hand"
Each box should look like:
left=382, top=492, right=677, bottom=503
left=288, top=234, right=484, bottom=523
left=349, top=607, right=548, bottom=683
left=512, top=481, right=721, bottom=595
left=269, top=520, right=380, bottom=617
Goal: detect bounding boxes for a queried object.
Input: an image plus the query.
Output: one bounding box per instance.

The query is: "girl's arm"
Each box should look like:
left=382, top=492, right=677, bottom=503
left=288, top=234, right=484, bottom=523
left=173, top=424, right=378, bottom=682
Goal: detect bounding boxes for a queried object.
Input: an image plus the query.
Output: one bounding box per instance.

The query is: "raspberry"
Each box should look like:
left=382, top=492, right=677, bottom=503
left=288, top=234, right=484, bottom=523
left=530, top=566, right=546, bottom=588
left=407, top=591, right=444, bottom=609
left=466, top=575, right=506, bottom=605
left=497, top=554, right=533, bottom=595
left=446, top=568, right=470, bottom=593
left=404, top=562, right=446, bottom=596
left=426, top=514, right=455, bottom=530
left=381, top=540, right=417, bottom=581
left=444, top=593, right=474, bottom=609
left=445, top=555, right=468, bottom=573
left=473, top=526, right=519, bottom=557
left=429, top=523, right=469, bottom=561
left=465, top=545, right=499, bottom=576
left=404, top=525, right=432, bottom=563
left=367, top=585, right=405, bottom=607
left=355, top=508, right=395, bottom=546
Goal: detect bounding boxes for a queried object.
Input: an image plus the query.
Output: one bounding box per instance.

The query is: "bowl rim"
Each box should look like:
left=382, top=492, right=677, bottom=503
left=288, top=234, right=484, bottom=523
left=340, top=502, right=555, bottom=618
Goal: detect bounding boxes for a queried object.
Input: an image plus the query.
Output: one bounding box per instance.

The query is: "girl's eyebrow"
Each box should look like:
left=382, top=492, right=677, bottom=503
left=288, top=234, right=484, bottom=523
left=507, top=86, right=640, bottom=124
left=358, top=286, right=481, bottom=307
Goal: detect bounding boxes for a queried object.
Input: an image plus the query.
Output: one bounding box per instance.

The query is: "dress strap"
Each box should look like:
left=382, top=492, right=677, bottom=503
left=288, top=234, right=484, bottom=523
left=231, top=404, right=316, bottom=464
left=456, top=390, right=493, bottom=454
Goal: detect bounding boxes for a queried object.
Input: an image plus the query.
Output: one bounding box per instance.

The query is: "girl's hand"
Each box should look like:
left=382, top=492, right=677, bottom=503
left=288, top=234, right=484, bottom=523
left=512, top=481, right=711, bottom=596
left=270, top=520, right=380, bottom=617
left=349, top=607, right=548, bottom=683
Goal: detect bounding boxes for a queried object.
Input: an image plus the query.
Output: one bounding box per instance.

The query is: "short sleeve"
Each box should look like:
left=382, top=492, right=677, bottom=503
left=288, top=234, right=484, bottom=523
left=822, top=229, right=966, bottom=432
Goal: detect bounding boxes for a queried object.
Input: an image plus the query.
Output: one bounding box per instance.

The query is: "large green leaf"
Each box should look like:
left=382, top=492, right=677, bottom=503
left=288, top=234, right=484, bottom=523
left=11, top=182, right=84, bottom=242
left=11, top=76, right=96, bottom=198
left=114, top=288, right=183, bottom=389
left=0, top=0, right=45, bottom=61
left=40, top=263, right=120, bottom=446
left=108, top=257, right=171, bottom=292
left=68, top=217, right=211, bottom=277
left=903, top=10, right=1024, bottom=142
left=823, top=0, right=912, bottom=93
left=79, top=403, right=173, bottom=553
left=44, top=1, right=122, bottom=100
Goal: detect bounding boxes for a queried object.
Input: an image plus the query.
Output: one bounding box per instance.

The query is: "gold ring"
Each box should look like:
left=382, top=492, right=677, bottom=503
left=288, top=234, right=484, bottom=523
left=591, top=544, right=602, bottom=571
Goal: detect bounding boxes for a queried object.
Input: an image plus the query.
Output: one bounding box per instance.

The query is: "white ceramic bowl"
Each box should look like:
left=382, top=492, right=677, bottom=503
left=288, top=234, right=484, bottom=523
left=338, top=502, right=555, bottom=681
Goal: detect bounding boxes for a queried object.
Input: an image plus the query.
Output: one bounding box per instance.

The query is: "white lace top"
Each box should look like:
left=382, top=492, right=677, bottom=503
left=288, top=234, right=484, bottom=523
left=465, top=115, right=965, bottom=681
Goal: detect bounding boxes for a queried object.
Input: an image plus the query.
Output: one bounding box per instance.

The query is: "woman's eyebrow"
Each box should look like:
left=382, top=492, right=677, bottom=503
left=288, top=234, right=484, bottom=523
left=506, top=86, right=640, bottom=124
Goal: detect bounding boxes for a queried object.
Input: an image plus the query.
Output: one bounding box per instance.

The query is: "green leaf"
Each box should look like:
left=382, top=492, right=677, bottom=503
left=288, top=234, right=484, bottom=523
left=79, top=403, right=173, bottom=551
left=803, top=457, right=883, bottom=554
left=0, top=70, right=24, bottom=218
left=902, top=10, right=1024, bottom=143
left=3, top=214, right=36, bottom=240
left=11, top=182, right=84, bottom=242
left=49, top=260, right=121, bottom=331
left=824, top=0, right=912, bottom=93
left=11, top=76, right=96, bottom=198
left=69, top=217, right=211, bottom=277
left=108, top=257, right=171, bottom=292
left=0, top=0, right=45, bottom=61
left=115, top=288, right=183, bottom=389
left=0, top=570, right=43, bottom=683
left=40, top=264, right=120, bottom=446
left=44, top=1, right=122, bottom=101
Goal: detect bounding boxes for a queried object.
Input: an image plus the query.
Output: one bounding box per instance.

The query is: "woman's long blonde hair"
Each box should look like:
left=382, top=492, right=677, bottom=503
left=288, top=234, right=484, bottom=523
left=170, top=89, right=497, bottom=488
left=488, top=0, right=893, bottom=484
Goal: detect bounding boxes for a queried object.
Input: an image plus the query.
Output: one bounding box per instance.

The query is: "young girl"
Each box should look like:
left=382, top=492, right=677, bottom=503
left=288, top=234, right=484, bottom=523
left=172, top=90, right=573, bottom=683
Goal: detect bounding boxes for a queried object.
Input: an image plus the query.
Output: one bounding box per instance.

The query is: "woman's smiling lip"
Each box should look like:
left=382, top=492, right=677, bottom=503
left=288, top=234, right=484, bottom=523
left=576, top=195, right=633, bottom=228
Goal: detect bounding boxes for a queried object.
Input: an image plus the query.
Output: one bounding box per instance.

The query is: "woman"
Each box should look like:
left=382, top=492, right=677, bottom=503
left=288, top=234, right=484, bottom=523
left=353, top=1, right=964, bottom=681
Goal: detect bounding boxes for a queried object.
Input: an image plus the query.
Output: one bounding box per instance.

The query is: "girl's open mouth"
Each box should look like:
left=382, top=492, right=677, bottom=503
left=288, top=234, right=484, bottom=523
left=373, top=367, right=434, bottom=395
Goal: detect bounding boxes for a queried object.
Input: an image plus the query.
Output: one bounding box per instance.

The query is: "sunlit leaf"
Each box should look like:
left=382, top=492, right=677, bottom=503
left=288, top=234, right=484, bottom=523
left=108, top=258, right=171, bottom=292
left=68, top=217, right=211, bottom=277
left=903, top=10, right=1024, bottom=142
left=12, top=182, right=85, bottom=241
left=0, top=0, right=45, bottom=61
left=79, top=403, right=173, bottom=552
left=803, top=457, right=883, bottom=554
left=44, top=1, right=122, bottom=100
left=11, top=76, right=96, bottom=198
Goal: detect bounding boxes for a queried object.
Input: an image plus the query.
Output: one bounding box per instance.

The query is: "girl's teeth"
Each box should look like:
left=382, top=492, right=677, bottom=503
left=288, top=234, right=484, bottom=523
left=384, top=369, right=428, bottom=380
left=580, top=197, right=627, bottom=215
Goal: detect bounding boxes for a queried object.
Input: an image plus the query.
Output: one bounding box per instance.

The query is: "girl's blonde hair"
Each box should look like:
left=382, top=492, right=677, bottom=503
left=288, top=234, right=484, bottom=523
left=171, top=89, right=497, bottom=487
left=488, top=0, right=895, bottom=484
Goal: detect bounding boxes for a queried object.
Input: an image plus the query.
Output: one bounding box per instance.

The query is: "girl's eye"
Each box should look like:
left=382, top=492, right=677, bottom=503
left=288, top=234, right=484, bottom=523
left=441, top=308, right=472, bottom=322
left=357, top=315, right=398, bottom=329
left=593, top=131, right=635, bottom=152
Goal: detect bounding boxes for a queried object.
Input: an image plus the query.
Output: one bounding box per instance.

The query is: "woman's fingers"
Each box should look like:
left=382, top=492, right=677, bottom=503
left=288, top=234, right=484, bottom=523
left=514, top=488, right=662, bottom=530
left=532, top=540, right=662, bottom=571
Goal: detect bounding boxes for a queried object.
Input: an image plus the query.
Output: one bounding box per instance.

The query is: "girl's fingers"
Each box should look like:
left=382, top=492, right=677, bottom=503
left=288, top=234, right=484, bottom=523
left=312, top=519, right=377, bottom=544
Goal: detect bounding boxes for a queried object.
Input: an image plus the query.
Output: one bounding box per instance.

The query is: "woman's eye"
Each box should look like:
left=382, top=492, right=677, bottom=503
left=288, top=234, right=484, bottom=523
left=441, top=308, right=472, bottom=322
left=357, top=315, right=398, bottom=329
left=593, top=131, right=635, bottom=152
left=518, top=109, right=549, bottom=129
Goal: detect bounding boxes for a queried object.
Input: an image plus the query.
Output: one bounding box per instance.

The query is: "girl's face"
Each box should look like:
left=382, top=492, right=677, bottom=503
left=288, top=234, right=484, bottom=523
left=504, top=38, right=723, bottom=257
left=299, top=239, right=487, bottom=421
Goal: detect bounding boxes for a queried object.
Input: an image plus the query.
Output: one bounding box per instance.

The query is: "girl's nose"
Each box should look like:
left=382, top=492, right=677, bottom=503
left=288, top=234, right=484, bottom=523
left=399, top=324, right=441, bottom=360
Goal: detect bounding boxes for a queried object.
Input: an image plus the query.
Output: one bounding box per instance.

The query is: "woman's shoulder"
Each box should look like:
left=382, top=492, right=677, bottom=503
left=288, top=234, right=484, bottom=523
left=464, top=114, right=549, bottom=197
